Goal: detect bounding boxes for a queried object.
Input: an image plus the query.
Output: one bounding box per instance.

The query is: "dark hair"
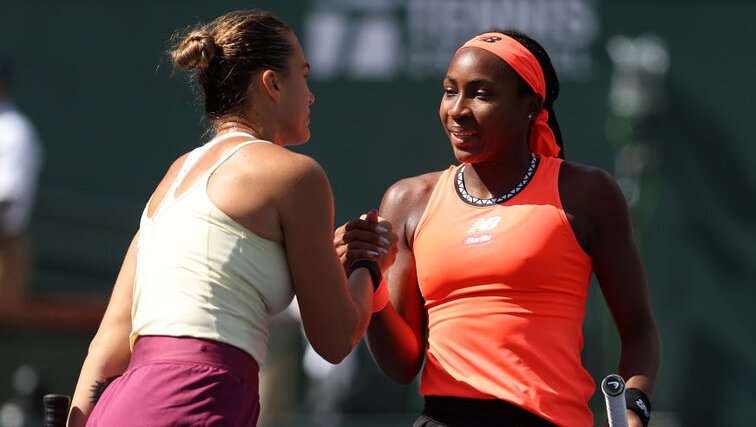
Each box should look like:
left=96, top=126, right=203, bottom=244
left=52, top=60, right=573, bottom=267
left=170, top=10, right=293, bottom=122
left=490, top=30, right=564, bottom=159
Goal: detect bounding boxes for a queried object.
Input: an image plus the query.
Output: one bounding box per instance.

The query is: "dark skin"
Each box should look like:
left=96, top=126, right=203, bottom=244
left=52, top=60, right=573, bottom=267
left=337, top=47, right=661, bottom=426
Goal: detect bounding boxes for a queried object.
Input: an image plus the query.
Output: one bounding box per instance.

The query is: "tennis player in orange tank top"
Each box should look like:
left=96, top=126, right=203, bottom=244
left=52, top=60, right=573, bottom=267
left=337, top=30, right=661, bottom=427
left=414, top=156, right=594, bottom=425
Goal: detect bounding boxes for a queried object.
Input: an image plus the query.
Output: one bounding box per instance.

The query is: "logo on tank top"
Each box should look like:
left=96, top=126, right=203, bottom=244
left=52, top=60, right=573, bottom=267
left=464, top=216, right=501, bottom=245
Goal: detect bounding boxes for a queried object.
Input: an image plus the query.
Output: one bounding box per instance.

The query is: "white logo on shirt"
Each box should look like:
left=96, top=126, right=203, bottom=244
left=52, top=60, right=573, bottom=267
left=464, top=216, right=501, bottom=246
left=466, top=217, right=501, bottom=234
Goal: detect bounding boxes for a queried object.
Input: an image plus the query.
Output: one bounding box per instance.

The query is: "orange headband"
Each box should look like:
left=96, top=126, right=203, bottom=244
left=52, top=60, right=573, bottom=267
left=456, top=32, right=560, bottom=157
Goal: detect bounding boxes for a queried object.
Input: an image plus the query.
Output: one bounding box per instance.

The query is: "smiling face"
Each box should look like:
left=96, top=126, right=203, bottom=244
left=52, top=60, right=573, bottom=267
left=440, top=47, right=537, bottom=164
left=275, top=32, right=315, bottom=145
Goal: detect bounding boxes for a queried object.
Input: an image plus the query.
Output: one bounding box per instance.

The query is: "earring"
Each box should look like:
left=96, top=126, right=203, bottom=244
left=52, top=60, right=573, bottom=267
left=527, top=112, right=534, bottom=119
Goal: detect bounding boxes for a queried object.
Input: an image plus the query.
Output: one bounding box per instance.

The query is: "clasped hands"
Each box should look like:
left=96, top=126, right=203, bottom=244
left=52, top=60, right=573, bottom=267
left=334, top=209, right=398, bottom=276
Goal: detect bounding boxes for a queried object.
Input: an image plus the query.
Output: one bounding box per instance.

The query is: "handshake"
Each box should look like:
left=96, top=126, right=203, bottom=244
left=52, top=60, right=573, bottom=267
left=334, top=209, right=398, bottom=276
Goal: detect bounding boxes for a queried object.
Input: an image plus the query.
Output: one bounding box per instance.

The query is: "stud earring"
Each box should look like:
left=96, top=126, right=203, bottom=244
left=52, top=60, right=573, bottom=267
left=527, top=112, right=534, bottom=119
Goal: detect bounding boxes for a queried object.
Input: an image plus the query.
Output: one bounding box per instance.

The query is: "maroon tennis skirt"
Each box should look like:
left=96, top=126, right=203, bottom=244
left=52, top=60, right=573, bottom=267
left=87, top=336, right=260, bottom=426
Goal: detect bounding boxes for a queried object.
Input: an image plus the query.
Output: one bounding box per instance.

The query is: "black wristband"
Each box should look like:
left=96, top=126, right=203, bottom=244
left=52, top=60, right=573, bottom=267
left=625, top=388, right=651, bottom=427
left=350, top=259, right=382, bottom=291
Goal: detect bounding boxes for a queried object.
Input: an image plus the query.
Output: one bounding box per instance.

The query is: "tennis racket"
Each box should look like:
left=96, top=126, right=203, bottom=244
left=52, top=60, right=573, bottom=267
left=601, top=374, right=628, bottom=427
left=42, top=394, right=70, bottom=427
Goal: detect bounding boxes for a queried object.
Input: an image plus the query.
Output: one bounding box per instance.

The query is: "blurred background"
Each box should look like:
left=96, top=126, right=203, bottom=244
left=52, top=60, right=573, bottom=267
left=0, top=0, right=754, bottom=426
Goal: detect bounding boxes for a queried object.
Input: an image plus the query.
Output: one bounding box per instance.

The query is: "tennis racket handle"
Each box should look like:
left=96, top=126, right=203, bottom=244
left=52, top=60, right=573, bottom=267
left=43, top=394, right=71, bottom=427
left=601, top=374, right=628, bottom=427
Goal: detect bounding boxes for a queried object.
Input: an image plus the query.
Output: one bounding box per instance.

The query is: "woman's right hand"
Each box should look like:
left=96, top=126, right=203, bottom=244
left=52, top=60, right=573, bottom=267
left=335, top=209, right=398, bottom=275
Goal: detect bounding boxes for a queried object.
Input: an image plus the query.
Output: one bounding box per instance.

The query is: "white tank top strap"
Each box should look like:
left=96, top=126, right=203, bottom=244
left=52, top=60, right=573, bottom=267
left=174, top=132, right=258, bottom=186
left=143, top=147, right=206, bottom=221
left=159, top=147, right=202, bottom=206
left=148, top=132, right=266, bottom=221
left=205, top=137, right=270, bottom=178
left=174, top=146, right=205, bottom=185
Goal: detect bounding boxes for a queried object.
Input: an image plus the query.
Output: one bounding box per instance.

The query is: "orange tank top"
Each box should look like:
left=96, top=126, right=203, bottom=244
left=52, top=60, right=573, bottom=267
left=413, top=156, right=594, bottom=427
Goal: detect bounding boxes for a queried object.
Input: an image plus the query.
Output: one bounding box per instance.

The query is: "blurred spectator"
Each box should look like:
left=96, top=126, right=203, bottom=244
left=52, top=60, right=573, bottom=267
left=0, top=58, right=104, bottom=330
left=0, top=57, right=42, bottom=309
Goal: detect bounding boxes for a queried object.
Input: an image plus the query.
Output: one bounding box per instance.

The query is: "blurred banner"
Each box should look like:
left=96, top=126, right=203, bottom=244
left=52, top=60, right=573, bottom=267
left=302, top=0, right=598, bottom=81
left=0, top=1, right=753, bottom=426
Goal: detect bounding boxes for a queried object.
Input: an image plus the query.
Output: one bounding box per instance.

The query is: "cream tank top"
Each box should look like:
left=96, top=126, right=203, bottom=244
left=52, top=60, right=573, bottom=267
left=130, top=132, right=294, bottom=365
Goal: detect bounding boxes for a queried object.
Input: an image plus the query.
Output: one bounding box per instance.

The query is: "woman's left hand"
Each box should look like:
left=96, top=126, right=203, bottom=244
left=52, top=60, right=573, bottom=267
left=334, top=209, right=398, bottom=274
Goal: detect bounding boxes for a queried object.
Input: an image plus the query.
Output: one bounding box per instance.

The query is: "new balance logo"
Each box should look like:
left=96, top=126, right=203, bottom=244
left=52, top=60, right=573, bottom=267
left=476, top=35, right=502, bottom=43
left=466, top=217, right=501, bottom=233
left=463, top=216, right=501, bottom=246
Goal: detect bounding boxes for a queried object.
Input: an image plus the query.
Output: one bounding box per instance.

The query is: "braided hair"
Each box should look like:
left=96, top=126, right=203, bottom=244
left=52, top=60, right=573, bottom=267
left=491, top=30, right=565, bottom=159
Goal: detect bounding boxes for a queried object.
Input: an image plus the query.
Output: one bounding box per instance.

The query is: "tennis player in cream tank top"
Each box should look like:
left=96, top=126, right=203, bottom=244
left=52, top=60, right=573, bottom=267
left=131, top=132, right=293, bottom=365
left=69, top=10, right=398, bottom=426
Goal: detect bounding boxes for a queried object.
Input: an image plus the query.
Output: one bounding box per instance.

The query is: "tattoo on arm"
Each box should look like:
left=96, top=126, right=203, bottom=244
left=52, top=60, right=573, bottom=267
left=89, top=375, right=120, bottom=405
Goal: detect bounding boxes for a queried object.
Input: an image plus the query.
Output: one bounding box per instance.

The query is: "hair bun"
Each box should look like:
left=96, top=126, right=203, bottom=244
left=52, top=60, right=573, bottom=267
left=172, top=30, right=218, bottom=72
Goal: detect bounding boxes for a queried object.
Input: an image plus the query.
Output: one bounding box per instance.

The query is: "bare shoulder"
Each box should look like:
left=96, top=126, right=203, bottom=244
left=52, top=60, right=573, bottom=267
left=147, top=152, right=192, bottom=217
left=559, top=160, right=630, bottom=254
left=234, top=143, right=327, bottom=189
left=382, top=171, right=444, bottom=246
left=383, top=171, right=444, bottom=208
left=559, top=160, right=616, bottom=189
left=163, top=152, right=192, bottom=183
left=275, top=150, right=328, bottom=190
left=559, top=160, right=626, bottom=215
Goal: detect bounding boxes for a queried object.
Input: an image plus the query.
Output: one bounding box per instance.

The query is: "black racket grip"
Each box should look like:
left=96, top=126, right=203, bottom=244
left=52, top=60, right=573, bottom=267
left=43, top=394, right=71, bottom=427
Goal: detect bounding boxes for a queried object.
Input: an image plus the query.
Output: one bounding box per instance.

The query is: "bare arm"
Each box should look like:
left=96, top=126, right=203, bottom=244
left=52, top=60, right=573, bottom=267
left=361, top=175, right=438, bottom=384
left=279, top=154, right=397, bottom=364
left=561, top=163, right=661, bottom=426
left=68, top=154, right=189, bottom=426
left=68, top=232, right=138, bottom=426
